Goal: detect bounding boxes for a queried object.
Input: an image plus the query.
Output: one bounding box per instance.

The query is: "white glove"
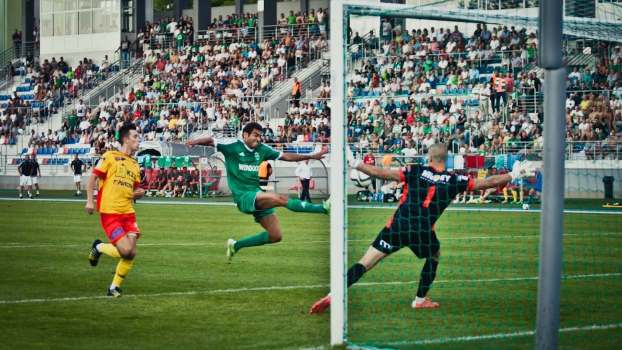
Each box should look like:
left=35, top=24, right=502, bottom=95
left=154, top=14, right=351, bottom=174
left=346, top=147, right=362, bottom=169
left=510, top=160, right=536, bottom=181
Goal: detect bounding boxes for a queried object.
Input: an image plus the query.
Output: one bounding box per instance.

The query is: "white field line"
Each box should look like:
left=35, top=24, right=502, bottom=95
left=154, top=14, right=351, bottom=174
left=0, top=272, right=620, bottom=305
left=389, top=322, right=622, bottom=346
left=0, top=197, right=620, bottom=215
left=1, top=232, right=620, bottom=249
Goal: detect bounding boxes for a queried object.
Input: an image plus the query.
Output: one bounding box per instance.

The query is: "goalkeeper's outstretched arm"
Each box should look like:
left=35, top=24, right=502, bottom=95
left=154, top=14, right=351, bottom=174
left=471, top=161, right=536, bottom=191
left=352, top=161, right=404, bottom=182
left=471, top=173, right=513, bottom=191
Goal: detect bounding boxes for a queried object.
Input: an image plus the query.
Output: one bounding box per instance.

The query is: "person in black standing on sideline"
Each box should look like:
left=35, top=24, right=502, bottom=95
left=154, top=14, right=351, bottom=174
left=18, top=154, right=33, bottom=199
left=295, top=159, right=313, bottom=203
left=71, top=154, right=86, bottom=196
left=31, top=155, right=41, bottom=197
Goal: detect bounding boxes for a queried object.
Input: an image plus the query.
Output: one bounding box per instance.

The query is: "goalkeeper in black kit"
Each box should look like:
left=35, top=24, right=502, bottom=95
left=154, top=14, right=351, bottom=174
left=310, top=143, right=535, bottom=313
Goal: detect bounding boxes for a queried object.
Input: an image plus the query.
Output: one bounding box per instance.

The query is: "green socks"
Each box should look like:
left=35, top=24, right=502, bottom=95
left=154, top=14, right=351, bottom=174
left=233, top=231, right=272, bottom=251
left=285, top=199, right=327, bottom=214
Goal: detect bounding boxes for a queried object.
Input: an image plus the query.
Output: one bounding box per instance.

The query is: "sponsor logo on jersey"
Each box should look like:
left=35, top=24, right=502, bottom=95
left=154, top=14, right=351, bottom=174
left=239, top=152, right=245, bottom=156
left=379, top=240, right=391, bottom=249
left=458, top=175, right=469, bottom=182
left=115, top=157, right=121, bottom=161
left=421, top=170, right=451, bottom=184
left=254, top=153, right=260, bottom=161
left=239, top=164, right=259, bottom=172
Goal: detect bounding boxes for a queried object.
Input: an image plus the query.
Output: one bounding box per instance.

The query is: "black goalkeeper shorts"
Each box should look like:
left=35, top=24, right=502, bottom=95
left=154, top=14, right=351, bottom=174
left=371, top=219, right=440, bottom=259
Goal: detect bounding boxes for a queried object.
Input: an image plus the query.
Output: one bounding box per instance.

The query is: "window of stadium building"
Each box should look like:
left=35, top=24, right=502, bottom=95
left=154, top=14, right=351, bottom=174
left=40, top=0, right=120, bottom=37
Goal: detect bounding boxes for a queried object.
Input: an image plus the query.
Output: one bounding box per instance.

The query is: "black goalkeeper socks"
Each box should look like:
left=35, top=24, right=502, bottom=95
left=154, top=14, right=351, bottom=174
left=416, top=258, right=439, bottom=298
left=347, top=263, right=367, bottom=288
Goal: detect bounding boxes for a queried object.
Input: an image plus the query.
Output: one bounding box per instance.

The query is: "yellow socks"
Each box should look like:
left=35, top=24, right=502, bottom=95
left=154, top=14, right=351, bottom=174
left=112, top=258, right=134, bottom=288
left=512, top=190, right=518, bottom=202
left=503, top=187, right=509, bottom=201
left=98, top=244, right=121, bottom=259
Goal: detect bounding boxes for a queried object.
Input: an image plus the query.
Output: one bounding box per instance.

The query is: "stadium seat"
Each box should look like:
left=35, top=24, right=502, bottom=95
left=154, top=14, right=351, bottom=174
left=42, top=158, right=48, bottom=165
left=32, top=148, right=38, bottom=154
left=21, top=148, right=28, bottom=154
left=207, top=171, right=222, bottom=191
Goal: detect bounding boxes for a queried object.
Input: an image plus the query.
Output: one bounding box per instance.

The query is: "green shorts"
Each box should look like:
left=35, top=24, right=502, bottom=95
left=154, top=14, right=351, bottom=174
left=235, top=190, right=276, bottom=223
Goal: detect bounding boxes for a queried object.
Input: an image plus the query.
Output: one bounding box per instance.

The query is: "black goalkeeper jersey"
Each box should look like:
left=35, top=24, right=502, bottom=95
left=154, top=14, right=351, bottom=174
left=390, top=164, right=474, bottom=229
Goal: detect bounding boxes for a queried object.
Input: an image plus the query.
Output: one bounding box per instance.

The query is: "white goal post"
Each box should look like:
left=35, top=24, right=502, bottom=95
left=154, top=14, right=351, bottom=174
left=329, top=0, right=568, bottom=346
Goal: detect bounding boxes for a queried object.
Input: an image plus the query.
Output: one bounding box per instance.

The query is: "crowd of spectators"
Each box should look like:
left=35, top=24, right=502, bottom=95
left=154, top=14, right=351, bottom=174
left=338, top=20, right=622, bottom=159
left=6, top=12, right=621, bottom=161
left=53, top=10, right=333, bottom=154
left=2, top=51, right=112, bottom=147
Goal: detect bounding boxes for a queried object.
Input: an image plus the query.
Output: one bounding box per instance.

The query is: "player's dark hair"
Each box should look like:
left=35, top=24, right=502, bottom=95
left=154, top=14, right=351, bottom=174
left=118, top=124, right=137, bottom=145
left=242, top=122, right=263, bottom=137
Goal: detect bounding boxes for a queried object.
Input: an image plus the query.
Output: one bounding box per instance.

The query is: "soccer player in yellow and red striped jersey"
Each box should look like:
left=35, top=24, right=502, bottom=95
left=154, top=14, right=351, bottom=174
left=86, top=124, right=144, bottom=297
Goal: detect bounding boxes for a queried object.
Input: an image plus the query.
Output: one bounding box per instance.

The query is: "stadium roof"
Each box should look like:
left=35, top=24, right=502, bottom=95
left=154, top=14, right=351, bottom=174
left=346, top=2, right=622, bottom=42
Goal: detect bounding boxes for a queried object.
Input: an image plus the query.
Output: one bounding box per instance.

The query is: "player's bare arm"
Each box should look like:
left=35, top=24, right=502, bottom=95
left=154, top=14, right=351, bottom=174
left=280, top=146, right=328, bottom=161
left=346, top=147, right=402, bottom=181
left=471, top=161, right=536, bottom=191
left=353, top=162, right=403, bottom=182
left=85, top=172, right=102, bottom=214
left=133, top=186, right=145, bottom=200
left=185, top=138, right=215, bottom=148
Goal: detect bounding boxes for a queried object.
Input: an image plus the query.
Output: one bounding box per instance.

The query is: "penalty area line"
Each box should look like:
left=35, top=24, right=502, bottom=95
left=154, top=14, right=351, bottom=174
left=0, top=272, right=620, bottom=305
left=389, top=322, right=622, bottom=346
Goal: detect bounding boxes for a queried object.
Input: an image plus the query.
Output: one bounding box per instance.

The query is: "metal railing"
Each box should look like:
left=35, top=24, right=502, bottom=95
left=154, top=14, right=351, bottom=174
left=195, top=27, right=259, bottom=46
left=261, top=23, right=330, bottom=42
left=59, top=58, right=144, bottom=119
left=345, top=140, right=622, bottom=160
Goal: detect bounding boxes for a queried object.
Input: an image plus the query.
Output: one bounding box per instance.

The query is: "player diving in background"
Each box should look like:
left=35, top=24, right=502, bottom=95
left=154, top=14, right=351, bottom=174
left=310, top=143, right=535, bottom=312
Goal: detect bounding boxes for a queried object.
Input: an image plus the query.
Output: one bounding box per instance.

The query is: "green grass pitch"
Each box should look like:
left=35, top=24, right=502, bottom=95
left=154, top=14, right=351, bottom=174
left=0, top=199, right=621, bottom=349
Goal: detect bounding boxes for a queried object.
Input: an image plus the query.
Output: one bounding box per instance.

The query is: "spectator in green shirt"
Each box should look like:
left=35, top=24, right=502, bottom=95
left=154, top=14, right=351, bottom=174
left=67, top=110, right=79, bottom=132
left=287, top=11, right=297, bottom=25
left=176, top=31, right=186, bottom=52
left=422, top=122, right=432, bottom=134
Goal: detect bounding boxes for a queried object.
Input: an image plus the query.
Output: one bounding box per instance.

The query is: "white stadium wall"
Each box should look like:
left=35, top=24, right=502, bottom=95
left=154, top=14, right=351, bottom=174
left=39, top=0, right=122, bottom=68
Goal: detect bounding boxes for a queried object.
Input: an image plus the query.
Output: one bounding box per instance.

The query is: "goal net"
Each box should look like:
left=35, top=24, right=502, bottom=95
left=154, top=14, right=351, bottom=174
left=329, top=0, right=622, bottom=348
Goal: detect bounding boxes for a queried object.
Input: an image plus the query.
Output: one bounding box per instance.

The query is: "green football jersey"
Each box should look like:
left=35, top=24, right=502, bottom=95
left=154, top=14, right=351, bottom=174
left=183, top=155, right=192, bottom=166
left=216, top=138, right=282, bottom=198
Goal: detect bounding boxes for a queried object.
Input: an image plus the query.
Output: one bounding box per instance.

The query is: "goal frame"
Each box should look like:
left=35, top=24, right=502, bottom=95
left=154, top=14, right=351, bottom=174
left=329, top=0, right=566, bottom=346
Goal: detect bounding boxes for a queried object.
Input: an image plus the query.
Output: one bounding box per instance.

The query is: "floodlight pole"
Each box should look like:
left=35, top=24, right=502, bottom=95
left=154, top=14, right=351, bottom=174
left=535, top=0, right=565, bottom=348
left=329, top=0, right=346, bottom=346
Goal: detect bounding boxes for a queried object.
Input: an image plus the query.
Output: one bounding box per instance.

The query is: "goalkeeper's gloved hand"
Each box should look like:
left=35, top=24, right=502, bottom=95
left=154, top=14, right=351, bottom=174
left=510, top=160, right=536, bottom=181
left=346, top=147, right=362, bottom=169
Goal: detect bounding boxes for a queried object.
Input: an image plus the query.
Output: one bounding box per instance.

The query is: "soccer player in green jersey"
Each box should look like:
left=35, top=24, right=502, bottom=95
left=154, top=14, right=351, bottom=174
left=185, top=122, right=330, bottom=260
